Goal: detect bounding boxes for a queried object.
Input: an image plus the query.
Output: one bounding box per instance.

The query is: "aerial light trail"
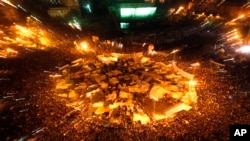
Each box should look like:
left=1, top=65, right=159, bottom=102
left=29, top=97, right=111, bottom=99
left=2, top=0, right=17, bottom=8
left=242, top=2, right=250, bottom=8
left=231, top=41, right=242, bottom=47
left=175, top=6, right=184, bottom=14
left=232, top=14, right=245, bottom=22
left=31, top=15, right=42, bottom=23
left=200, top=21, right=210, bottom=27
left=217, top=0, right=225, bottom=6
left=227, top=34, right=239, bottom=41
left=225, top=14, right=245, bottom=25
left=225, top=29, right=237, bottom=35
left=17, top=4, right=27, bottom=12
left=227, top=14, right=245, bottom=24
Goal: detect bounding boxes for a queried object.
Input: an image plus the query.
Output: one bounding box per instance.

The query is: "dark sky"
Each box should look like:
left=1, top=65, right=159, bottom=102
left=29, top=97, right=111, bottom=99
left=225, top=0, right=248, bottom=5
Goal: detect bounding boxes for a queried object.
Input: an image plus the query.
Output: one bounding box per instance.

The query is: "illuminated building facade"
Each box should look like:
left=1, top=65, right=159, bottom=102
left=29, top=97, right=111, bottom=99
left=45, top=0, right=189, bottom=29
left=45, top=0, right=81, bottom=18
left=108, top=0, right=159, bottom=29
left=47, top=7, right=71, bottom=18
left=107, top=0, right=188, bottom=29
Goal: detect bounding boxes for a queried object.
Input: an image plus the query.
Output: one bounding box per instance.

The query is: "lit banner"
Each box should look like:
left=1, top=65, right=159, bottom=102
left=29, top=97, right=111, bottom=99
left=120, top=7, right=156, bottom=19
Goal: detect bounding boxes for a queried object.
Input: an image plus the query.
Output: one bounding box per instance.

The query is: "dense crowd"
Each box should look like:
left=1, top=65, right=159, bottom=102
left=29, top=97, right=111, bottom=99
left=1, top=7, right=250, bottom=141
left=1, top=34, right=250, bottom=140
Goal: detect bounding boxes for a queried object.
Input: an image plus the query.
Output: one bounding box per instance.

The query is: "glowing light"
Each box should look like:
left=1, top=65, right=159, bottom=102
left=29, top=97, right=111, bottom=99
left=39, top=37, right=50, bottom=46
left=97, top=55, right=118, bottom=64
left=92, top=102, right=104, bottom=108
left=52, top=52, right=198, bottom=125
left=120, top=7, right=157, bottom=19
left=49, top=74, right=62, bottom=78
left=0, top=47, right=18, bottom=58
left=17, top=4, right=27, bottom=12
left=80, top=42, right=88, bottom=50
left=227, top=33, right=240, bottom=41
left=120, top=8, right=134, bottom=17
left=31, top=15, right=42, bottom=23
left=85, top=4, right=92, bottom=13
left=73, top=23, right=82, bottom=31
left=2, top=0, right=17, bottom=8
left=6, top=48, right=18, bottom=54
left=75, top=41, right=94, bottom=53
left=188, top=80, right=197, bottom=86
left=175, top=6, right=184, bottom=14
left=231, top=14, right=245, bottom=22
left=236, top=45, right=250, bottom=53
left=15, top=25, right=31, bottom=35
left=170, top=49, right=179, bottom=54
left=165, top=103, right=192, bottom=117
left=68, top=21, right=82, bottom=31
left=120, top=22, right=129, bottom=29
left=191, top=62, right=200, bottom=67
left=133, top=113, right=150, bottom=124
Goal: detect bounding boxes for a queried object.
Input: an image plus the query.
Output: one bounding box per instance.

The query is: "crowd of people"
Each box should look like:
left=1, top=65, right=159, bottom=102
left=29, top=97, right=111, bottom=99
left=1, top=9, right=250, bottom=141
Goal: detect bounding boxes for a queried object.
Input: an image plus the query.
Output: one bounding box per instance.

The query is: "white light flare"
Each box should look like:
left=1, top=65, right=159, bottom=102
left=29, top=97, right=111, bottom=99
left=170, top=49, right=179, bottom=54
left=2, top=0, right=17, bottom=8
left=232, top=14, right=245, bottom=22
left=236, top=45, right=250, bottom=54
left=175, top=6, right=184, bottom=14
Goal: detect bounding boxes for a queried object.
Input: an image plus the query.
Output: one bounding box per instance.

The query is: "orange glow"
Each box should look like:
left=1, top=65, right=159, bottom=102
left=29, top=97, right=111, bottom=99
left=191, top=62, right=200, bottom=67
left=6, top=48, right=18, bottom=54
left=189, top=80, right=197, bottom=86
left=15, top=25, right=33, bottom=36
left=133, top=113, right=150, bottom=124
left=175, top=6, right=184, bottom=14
left=80, top=42, right=88, bottom=50
left=75, top=41, right=94, bottom=53
left=170, top=49, right=179, bottom=54
left=39, top=37, right=49, bottom=46
left=97, top=55, right=118, bottom=64
left=53, top=52, right=198, bottom=125
left=231, top=14, right=245, bottom=22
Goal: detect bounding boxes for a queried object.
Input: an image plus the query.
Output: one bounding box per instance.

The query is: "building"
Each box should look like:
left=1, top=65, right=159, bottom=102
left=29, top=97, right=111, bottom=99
left=47, top=7, right=71, bottom=18
left=45, top=0, right=81, bottom=19
left=108, top=0, right=158, bottom=29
